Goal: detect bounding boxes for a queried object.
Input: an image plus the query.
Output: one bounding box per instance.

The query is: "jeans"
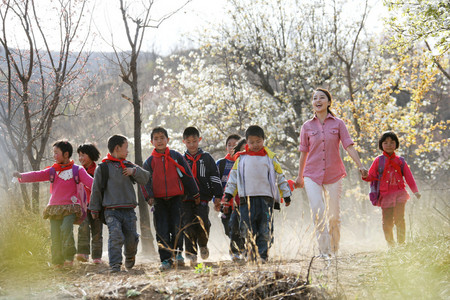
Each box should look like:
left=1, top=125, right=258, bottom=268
left=182, top=201, right=211, bottom=257
left=153, top=196, right=183, bottom=262
left=382, top=202, right=406, bottom=247
left=104, top=208, right=139, bottom=268
left=239, top=196, right=273, bottom=260
left=304, top=177, right=342, bottom=255
left=50, top=214, right=76, bottom=265
left=229, top=208, right=244, bottom=255
left=77, top=210, right=103, bottom=259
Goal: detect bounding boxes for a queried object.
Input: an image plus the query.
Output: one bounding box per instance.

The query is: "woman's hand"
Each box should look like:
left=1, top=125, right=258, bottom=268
left=294, top=176, right=304, bottom=188
left=12, top=171, right=22, bottom=178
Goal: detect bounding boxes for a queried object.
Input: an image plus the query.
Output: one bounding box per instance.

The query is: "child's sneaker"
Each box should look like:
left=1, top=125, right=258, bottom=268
left=125, top=256, right=135, bottom=269
left=200, top=247, right=209, bottom=260
left=110, top=265, right=121, bottom=273
left=231, top=253, right=241, bottom=262
left=186, top=254, right=197, bottom=266
left=75, top=254, right=89, bottom=262
left=63, top=260, right=73, bottom=268
left=92, top=258, right=102, bottom=265
left=159, top=260, right=172, bottom=271
left=174, top=254, right=185, bottom=267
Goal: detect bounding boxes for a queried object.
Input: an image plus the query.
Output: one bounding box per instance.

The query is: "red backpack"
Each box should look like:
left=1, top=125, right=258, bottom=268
left=49, top=165, right=87, bottom=225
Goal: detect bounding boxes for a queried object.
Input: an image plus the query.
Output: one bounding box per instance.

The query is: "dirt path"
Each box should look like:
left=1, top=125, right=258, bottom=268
left=0, top=251, right=382, bottom=299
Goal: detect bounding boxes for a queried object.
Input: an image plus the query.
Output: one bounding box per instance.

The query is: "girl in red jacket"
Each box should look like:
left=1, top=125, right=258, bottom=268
left=363, top=131, right=421, bottom=247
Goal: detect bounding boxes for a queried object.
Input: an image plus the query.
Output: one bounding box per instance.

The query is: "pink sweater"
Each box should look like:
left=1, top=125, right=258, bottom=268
left=19, top=166, right=93, bottom=206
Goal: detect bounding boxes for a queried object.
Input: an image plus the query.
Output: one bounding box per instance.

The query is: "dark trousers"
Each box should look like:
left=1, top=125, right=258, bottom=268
left=77, top=210, right=103, bottom=259
left=221, top=210, right=231, bottom=237
left=229, top=208, right=245, bottom=255
left=104, top=208, right=139, bottom=268
left=153, top=196, right=183, bottom=262
left=239, top=196, right=273, bottom=260
left=382, top=202, right=406, bottom=247
left=50, top=214, right=76, bottom=265
left=182, top=201, right=211, bottom=257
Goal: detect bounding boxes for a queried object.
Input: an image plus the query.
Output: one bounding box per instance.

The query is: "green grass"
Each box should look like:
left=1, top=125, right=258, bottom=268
left=0, top=209, right=50, bottom=272
left=354, top=223, right=450, bottom=299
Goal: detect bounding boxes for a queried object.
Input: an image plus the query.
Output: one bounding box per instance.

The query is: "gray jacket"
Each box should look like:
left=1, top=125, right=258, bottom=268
left=89, top=161, right=150, bottom=212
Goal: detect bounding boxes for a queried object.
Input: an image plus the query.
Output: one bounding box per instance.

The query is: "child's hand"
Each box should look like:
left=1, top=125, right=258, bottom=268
left=414, top=192, right=421, bottom=199
left=195, top=197, right=201, bottom=205
left=147, top=197, right=154, bottom=206
left=91, top=211, right=99, bottom=219
left=213, top=198, right=221, bottom=212
left=294, top=176, right=304, bottom=188
left=222, top=205, right=229, bottom=214
left=359, top=167, right=368, bottom=178
left=284, top=197, right=291, bottom=207
left=123, top=167, right=135, bottom=177
left=12, top=171, right=22, bottom=178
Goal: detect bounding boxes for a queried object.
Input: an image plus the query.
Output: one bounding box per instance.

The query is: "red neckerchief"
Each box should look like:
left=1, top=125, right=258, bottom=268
left=185, top=152, right=202, bottom=181
left=152, top=147, right=187, bottom=175
left=234, top=144, right=267, bottom=159
left=85, top=162, right=97, bottom=177
left=382, top=151, right=402, bottom=180
left=102, top=153, right=127, bottom=169
left=51, top=160, right=74, bottom=175
left=225, top=153, right=235, bottom=162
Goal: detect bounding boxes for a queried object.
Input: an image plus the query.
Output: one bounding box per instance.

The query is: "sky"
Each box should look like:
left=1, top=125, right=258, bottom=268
left=92, top=0, right=228, bottom=55
left=2, top=0, right=386, bottom=55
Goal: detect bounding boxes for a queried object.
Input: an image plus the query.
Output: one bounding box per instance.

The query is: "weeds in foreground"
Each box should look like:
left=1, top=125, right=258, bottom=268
left=0, top=209, right=50, bottom=272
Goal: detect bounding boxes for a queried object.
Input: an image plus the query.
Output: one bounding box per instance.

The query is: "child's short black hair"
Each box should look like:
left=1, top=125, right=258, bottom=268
left=379, top=131, right=399, bottom=150
left=226, top=134, right=241, bottom=145
left=245, top=125, right=265, bottom=140
left=234, top=138, right=247, bottom=153
left=151, top=127, right=168, bottom=140
left=107, top=135, right=128, bottom=153
left=53, top=140, right=73, bottom=158
left=183, top=126, right=200, bottom=139
left=77, top=143, right=100, bottom=161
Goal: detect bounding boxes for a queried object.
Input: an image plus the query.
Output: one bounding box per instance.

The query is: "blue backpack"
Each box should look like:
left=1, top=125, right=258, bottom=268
left=369, top=155, right=405, bottom=206
left=49, top=165, right=87, bottom=225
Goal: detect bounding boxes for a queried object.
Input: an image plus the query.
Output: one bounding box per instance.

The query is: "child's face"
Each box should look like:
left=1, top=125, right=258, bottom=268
left=53, top=146, right=69, bottom=164
left=114, top=141, right=129, bottom=160
left=246, top=135, right=264, bottom=152
left=183, top=135, right=202, bottom=155
left=226, top=138, right=239, bottom=155
left=312, top=91, right=330, bottom=114
left=151, top=132, right=169, bottom=152
left=78, top=152, right=93, bottom=168
left=382, top=137, right=397, bottom=155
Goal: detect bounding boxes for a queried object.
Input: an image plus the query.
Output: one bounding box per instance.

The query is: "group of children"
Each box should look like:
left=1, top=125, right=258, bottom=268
left=12, top=123, right=420, bottom=272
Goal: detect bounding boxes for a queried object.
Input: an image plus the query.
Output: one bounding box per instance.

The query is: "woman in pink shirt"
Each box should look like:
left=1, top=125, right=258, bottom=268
left=13, top=141, right=93, bottom=268
left=295, top=88, right=367, bottom=259
left=362, top=131, right=420, bottom=247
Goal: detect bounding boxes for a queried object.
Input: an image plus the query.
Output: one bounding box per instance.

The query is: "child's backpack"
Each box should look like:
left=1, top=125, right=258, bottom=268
left=96, top=162, right=136, bottom=224
left=369, top=155, right=405, bottom=206
left=49, top=165, right=87, bottom=225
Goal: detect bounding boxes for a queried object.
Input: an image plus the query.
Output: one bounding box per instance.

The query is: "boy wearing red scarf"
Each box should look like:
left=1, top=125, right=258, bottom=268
left=89, top=135, right=150, bottom=273
left=182, top=127, right=224, bottom=265
left=141, top=127, right=200, bottom=271
left=223, top=125, right=292, bottom=262
left=362, top=131, right=420, bottom=247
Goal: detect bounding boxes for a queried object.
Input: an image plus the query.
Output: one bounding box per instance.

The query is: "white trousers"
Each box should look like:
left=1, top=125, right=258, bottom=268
left=304, top=177, right=343, bottom=255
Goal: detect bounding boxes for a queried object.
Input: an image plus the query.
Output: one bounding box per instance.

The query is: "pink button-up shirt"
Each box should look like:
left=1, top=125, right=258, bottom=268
left=299, top=114, right=354, bottom=185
